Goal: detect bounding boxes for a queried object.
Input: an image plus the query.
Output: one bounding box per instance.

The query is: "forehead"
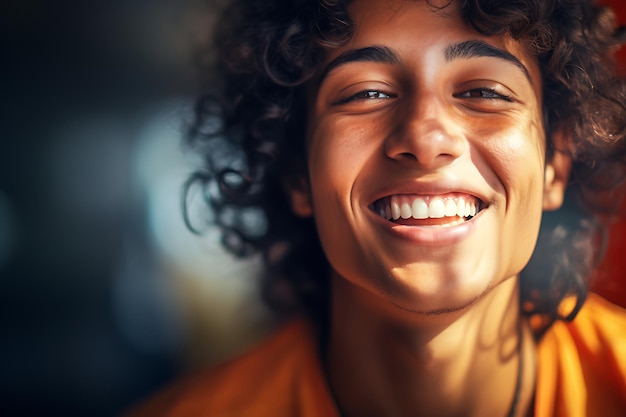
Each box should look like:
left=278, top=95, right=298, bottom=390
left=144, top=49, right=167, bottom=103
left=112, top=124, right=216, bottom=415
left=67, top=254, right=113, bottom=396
left=318, top=0, right=541, bottom=85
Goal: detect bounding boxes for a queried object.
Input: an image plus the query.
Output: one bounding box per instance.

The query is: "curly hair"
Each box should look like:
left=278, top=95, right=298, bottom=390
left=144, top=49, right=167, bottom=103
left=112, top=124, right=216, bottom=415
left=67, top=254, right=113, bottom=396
left=185, top=0, right=626, bottom=335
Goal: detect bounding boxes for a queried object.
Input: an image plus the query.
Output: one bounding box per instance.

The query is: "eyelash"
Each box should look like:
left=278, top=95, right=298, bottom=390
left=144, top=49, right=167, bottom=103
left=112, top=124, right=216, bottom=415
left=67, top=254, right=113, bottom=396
left=335, top=90, right=396, bottom=105
left=334, top=87, right=512, bottom=105
left=454, top=88, right=513, bottom=102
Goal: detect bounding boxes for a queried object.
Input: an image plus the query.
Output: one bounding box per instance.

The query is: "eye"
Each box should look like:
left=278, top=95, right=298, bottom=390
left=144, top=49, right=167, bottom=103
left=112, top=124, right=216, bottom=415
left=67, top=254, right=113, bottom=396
left=454, top=88, right=513, bottom=102
left=334, top=90, right=397, bottom=105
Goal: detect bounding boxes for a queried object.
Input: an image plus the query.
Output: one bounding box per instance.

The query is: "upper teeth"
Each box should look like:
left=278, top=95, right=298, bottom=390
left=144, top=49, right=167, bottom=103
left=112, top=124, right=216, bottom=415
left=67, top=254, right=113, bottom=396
left=376, top=195, right=479, bottom=221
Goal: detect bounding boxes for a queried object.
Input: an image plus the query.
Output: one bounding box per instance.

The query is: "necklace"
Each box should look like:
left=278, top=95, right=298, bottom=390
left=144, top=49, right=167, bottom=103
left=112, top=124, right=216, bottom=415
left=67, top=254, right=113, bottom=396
left=506, top=321, right=524, bottom=417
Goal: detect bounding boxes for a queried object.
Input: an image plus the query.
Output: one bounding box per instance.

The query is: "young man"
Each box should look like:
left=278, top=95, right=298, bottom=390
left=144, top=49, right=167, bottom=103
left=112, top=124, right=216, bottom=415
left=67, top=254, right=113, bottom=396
left=132, top=0, right=626, bottom=415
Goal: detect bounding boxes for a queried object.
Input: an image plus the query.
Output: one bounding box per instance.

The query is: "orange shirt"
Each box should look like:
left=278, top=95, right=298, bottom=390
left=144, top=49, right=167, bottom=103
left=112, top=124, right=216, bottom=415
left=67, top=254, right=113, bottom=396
left=130, top=293, right=626, bottom=416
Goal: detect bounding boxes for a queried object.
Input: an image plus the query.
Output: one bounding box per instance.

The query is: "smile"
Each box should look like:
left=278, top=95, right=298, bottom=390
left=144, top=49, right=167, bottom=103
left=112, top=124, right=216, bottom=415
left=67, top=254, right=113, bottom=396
left=370, top=194, right=485, bottom=226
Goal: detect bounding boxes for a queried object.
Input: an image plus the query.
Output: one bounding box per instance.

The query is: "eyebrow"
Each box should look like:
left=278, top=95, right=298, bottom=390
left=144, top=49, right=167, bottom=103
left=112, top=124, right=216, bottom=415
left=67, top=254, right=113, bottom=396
left=317, top=46, right=401, bottom=86
left=317, top=40, right=532, bottom=86
left=444, top=40, right=531, bottom=83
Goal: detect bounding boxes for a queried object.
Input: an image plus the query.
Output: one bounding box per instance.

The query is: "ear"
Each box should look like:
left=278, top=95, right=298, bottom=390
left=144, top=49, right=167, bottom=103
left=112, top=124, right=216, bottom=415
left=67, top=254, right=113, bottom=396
left=543, top=128, right=572, bottom=211
left=283, top=175, right=313, bottom=217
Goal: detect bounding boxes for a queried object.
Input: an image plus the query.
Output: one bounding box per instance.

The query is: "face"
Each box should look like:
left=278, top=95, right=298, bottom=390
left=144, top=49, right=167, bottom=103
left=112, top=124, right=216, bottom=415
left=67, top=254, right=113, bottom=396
left=289, top=0, right=569, bottom=314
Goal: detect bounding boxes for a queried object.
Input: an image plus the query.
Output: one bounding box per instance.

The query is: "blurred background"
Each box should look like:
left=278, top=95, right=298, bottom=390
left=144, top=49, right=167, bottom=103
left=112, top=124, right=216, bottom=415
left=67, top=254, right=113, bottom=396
left=1, top=0, right=625, bottom=416
left=1, top=1, right=274, bottom=415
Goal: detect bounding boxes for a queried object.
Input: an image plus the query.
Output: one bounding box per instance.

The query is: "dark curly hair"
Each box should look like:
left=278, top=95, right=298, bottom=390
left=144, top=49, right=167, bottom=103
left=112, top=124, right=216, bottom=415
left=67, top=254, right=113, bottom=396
left=185, top=0, right=626, bottom=335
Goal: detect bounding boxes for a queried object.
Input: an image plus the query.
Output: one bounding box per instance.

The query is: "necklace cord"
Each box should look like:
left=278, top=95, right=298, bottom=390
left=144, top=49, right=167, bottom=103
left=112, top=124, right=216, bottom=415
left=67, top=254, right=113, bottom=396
left=506, top=321, right=524, bottom=417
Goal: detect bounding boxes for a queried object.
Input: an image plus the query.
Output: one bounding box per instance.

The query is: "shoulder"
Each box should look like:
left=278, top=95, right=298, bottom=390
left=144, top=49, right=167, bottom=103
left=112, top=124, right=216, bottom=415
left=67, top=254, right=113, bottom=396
left=126, top=320, right=338, bottom=417
left=545, top=292, right=626, bottom=349
left=535, top=293, right=626, bottom=416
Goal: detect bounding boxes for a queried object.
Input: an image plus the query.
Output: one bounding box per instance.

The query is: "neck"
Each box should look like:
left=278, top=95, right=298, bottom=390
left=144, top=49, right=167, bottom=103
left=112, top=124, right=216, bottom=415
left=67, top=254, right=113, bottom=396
left=326, top=275, right=536, bottom=417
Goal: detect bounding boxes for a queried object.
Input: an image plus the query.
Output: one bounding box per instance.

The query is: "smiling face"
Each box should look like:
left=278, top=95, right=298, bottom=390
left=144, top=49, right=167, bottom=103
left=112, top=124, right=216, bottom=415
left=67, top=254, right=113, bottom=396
left=288, top=0, right=569, bottom=314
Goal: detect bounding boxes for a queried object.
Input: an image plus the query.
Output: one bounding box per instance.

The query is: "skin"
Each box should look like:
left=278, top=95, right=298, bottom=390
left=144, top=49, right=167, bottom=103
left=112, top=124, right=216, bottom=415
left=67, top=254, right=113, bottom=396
left=288, top=0, right=571, bottom=415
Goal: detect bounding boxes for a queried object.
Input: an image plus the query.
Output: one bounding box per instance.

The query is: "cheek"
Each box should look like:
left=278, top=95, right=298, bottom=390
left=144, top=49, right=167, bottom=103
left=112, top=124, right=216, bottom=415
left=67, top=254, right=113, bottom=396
left=478, top=120, right=546, bottom=269
left=307, top=118, right=379, bottom=193
left=502, top=125, right=545, bottom=205
left=305, top=118, right=383, bottom=278
left=473, top=116, right=545, bottom=203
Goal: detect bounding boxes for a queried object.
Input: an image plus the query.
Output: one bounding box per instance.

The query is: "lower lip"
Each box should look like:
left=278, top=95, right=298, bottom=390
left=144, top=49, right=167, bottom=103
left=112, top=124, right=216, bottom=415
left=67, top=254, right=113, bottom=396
left=370, top=209, right=484, bottom=247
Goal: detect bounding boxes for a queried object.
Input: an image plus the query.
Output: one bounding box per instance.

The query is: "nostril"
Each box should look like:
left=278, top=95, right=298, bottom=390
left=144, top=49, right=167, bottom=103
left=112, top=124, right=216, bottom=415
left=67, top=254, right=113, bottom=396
left=394, top=152, right=419, bottom=162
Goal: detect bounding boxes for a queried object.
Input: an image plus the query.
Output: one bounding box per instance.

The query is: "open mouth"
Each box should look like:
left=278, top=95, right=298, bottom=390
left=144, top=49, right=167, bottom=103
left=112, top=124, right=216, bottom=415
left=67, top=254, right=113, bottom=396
left=370, top=194, right=485, bottom=227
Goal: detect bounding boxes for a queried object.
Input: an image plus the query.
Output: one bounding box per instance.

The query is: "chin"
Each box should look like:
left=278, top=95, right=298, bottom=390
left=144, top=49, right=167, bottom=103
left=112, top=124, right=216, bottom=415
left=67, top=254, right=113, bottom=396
left=375, top=269, right=497, bottom=316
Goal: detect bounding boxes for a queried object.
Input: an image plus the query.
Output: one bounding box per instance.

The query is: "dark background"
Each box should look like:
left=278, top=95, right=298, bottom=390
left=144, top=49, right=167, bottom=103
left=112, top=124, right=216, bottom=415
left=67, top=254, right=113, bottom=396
left=1, top=1, right=226, bottom=415
left=1, top=1, right=625, bottom=416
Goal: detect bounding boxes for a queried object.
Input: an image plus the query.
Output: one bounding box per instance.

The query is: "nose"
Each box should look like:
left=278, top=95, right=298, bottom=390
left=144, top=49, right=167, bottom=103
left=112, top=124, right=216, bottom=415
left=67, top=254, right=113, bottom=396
left=384, top=96, right=465, bottom=169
